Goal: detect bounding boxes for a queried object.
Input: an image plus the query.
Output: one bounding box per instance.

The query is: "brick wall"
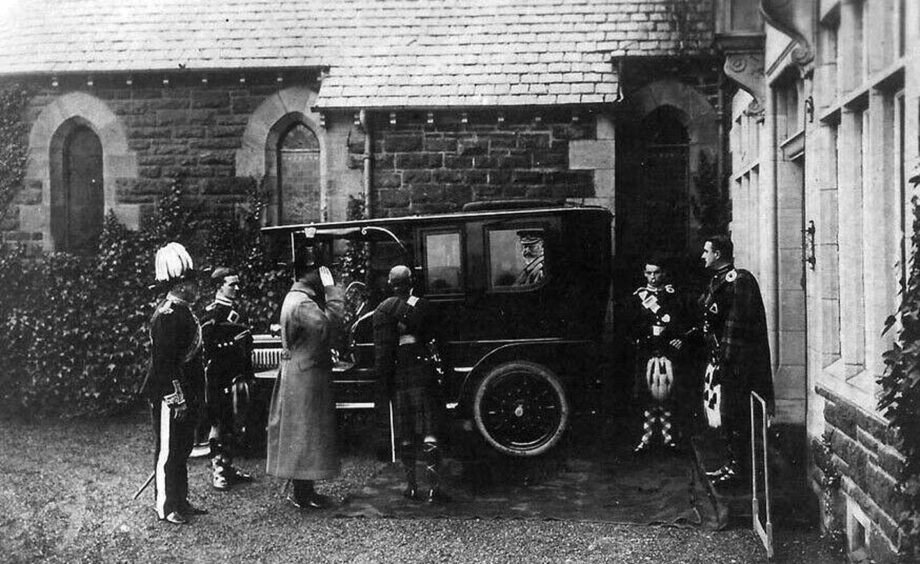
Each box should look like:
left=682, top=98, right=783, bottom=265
left=346, top=109, right=598, bottom=217
left=813, top=386, right=905, bottom=560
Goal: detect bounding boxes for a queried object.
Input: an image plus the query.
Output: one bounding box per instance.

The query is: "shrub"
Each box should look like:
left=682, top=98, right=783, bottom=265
left=0, top=179, right=287, bottom=418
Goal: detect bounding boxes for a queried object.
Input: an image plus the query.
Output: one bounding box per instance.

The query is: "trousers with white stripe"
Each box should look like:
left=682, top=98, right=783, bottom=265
left=150, top=399, right=196, bottom=519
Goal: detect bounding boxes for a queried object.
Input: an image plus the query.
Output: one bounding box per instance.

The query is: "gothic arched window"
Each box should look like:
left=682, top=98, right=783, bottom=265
left=276, top=122, right=321, bottom=224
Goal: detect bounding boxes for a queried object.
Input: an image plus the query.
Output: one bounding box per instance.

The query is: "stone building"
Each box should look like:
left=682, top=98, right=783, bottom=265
left=3, top=0, right=916, bottom=560
left=722, top=0, right=920, bottom=560
left=0, top=0, right=720, bottom=280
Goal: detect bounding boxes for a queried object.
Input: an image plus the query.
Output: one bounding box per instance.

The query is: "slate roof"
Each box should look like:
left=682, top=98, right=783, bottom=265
left=0, top=0, right=715, bottom=109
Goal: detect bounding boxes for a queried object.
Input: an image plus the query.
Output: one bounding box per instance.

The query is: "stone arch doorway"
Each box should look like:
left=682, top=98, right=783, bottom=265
left=50, top=119, right=104, bottom=254
left=24, top=91, right=137, bottom=250
left=617, top=106, right=691, bottom=260
left=614, top=79, right=721, bottom=295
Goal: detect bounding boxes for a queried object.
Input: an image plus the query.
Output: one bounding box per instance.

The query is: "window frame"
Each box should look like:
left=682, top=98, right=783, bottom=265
left=484, top=221, right=551, bottom=294
left=419, top=227, right=465, bottom=298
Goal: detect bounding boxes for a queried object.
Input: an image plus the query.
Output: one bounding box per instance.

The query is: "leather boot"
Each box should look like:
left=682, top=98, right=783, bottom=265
left=400, top=442, right=419, bottom=501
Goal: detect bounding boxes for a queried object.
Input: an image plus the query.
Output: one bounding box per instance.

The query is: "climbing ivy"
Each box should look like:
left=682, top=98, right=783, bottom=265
left=880, top=187, right=920, bottom=558
left=0, top=82, right=31, bottom=222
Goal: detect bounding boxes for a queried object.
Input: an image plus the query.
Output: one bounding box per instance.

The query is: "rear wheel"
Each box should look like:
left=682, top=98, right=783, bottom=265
left=472, top=361, right=569, bottom=456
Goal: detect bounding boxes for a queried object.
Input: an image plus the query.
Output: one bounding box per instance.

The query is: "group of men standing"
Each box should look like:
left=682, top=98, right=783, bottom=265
left=625, top=235, right=773, bottom=486
left=140, top=231, right=772, bottom=525
left=142, top=239, right=450, bottom=525
left=140, top=243, right=255, bottom=525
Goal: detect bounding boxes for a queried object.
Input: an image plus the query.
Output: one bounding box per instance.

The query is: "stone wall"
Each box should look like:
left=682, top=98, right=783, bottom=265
left=346, top=109, right=598, bottom=217
left=3, top=73, right=615, bottom=248
left=813, top=385, right=906, bottom=561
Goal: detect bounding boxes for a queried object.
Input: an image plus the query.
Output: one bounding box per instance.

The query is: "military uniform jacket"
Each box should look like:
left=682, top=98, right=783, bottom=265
left=626, top=284, right=687, bottom=356
left=515, top=256, right=545, bottom=286
left=699, top=265, right=774, bottom=408
left=373, top=295, right=443, bottom=392
left=142, top=294, right=205, bottom=404
left=200, top=298, right=253, bottom=391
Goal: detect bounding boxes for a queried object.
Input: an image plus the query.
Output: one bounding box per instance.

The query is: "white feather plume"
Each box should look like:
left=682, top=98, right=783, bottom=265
left=155, top=242, right=194, bottom=282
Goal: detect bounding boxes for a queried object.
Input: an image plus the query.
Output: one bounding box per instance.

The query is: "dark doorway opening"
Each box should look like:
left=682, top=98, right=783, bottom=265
left=53, top=123, right=104, bottom=255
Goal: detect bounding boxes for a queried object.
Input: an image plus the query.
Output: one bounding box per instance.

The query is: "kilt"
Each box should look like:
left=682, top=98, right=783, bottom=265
left=393, top=347, right=443, bottom=440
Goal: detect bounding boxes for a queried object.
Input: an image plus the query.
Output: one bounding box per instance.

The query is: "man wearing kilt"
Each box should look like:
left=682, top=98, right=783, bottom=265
left=141, top=242, right=208, bottom=525
left=374, top=265, right=450, bottom=504
left=200, top=267, right=254, bottom=491
left=699, top=235, right=774, bottom=486
left=624, top=256, right=688, bottom=453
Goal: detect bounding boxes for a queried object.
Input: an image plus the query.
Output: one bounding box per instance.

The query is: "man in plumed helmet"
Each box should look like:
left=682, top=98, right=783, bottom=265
left=624, top=255, right=689, bottom=453
left=200, top=267, right=255, bottom=492
left=141, top=242, right=207, bottom=525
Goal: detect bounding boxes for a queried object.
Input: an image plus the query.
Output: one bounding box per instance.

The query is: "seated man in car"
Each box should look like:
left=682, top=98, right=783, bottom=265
left=514, top=230, right=545, bottom=286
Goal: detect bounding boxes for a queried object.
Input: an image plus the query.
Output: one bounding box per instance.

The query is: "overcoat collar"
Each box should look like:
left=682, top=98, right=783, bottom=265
left=290, top=280, right=318, bottom=299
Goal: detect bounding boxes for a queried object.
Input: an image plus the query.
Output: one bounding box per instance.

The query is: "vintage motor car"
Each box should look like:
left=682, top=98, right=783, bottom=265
left=253, top=201, right=613, bottom=456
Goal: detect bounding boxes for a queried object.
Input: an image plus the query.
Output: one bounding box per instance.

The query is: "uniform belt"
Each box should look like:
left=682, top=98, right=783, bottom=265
left=398, top=335, right=418, bottom=346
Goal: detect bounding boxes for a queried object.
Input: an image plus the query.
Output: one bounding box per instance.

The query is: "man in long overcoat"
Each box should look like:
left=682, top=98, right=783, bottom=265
left=265, top=258, right=344, bottom=509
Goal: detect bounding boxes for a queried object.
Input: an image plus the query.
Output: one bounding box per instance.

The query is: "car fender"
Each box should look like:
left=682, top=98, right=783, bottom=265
left=455, top=340, right=595, bottom=414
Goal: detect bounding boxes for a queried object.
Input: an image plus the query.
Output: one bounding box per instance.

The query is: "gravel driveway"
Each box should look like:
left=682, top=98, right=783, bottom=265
left=0, top=413, right=844, bottom=563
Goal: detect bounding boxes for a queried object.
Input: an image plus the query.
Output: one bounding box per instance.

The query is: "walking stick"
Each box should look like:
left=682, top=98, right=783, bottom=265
left=388, top=400, right=397, bottom=463
left=132, top=471, right=155, bottom=500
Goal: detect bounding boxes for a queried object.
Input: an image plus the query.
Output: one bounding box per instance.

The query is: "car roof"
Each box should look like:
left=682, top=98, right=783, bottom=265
left=261, top=204, right=612, bottom=235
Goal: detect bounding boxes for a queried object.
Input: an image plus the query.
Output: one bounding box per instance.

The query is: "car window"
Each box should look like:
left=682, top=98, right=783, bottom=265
left=488, top=227, right=546, bottom=289
left=424, top=231, right=462, bottom=293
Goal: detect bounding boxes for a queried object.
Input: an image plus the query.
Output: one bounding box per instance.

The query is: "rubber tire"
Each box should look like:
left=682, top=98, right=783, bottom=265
left=472, top=361, right=569, bottom=457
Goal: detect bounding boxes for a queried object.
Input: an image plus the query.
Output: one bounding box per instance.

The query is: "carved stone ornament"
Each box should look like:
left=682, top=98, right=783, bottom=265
left=724, top=52, right=766, bottom=119
left=761, top=0, right=815, bottom=75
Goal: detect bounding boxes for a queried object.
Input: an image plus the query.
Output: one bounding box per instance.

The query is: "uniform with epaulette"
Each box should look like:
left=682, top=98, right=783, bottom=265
left=699, top=263, right=773, bottom=485
left=200, top=267, right=254, bottom=491
left=626, top=282, right=688, bottom=452
left=141, top=242, right=207, bottom=525
left=374, top=265, right=450, bottom=504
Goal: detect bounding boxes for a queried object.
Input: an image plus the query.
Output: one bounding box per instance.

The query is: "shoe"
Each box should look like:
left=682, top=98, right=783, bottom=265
left=426, top=489, right=451, bottom=505
left=287, top=493, right=332, bottom=510
left=182, top=502, right=209, bottom=515
left=160, top=511, right=188, bottom=525
left=229, top=467, right=253, bottom=484
left=212, top=473, right=231, bottom=491
left=705, top=464, right=728, bottom=478
left=403, top=486, right=420, bottom=501
left=712, top=466, right=739, bottom=487
left=633, top=441, right=651, bottom=455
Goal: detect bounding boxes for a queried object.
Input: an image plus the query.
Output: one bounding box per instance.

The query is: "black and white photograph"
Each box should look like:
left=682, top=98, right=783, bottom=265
left=0, top=0, right=916, bottom=562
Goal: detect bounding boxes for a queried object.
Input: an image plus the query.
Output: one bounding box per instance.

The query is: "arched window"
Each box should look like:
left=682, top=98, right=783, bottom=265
left=51, top=123, right=104, bottom=254
left=276, top=122, right=321, bottom=224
